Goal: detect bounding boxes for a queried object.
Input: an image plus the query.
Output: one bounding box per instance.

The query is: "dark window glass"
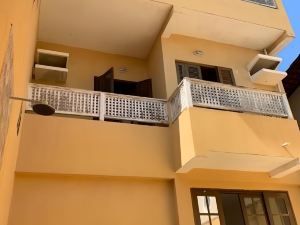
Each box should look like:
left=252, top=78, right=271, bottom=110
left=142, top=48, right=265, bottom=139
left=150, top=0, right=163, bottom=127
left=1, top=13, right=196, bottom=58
left=241, top=195, right=268, bottom=225
left=176, top=63, right=186, bottom=81
left=187, top=65, right=201, bottom=79
left=221, top=193, right=246, bottom=225
left=201, top=66, right=219, bottom=82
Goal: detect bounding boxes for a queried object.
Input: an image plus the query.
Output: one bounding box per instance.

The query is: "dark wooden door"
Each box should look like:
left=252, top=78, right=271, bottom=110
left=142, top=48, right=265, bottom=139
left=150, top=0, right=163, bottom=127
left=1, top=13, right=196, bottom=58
left=135, top=79, right=152, bottom=98
left=94, top=67, right=114, bottom=92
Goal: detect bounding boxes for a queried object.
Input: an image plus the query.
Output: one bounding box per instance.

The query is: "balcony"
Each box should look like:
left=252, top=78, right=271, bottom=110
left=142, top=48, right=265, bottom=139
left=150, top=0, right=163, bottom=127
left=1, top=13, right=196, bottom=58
left=170, top=78, right=292, bottom=120
left=27, top=78, right=292, bottom=124
left=24, top=79, right=300, bottom=177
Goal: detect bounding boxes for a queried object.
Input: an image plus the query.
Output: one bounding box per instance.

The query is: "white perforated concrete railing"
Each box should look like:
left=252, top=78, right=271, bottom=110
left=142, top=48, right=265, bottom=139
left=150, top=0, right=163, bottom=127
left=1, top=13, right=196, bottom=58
left=27, top=79, right=292, bottom=125
left=169, top=79, right=193, bottom=121
left=169, top=78, right=293, bottom=122
left=28, top=84, right=100, bottom=117
left=104, top=93, right=168, bottom=123
left=27, top=83, right=169, bottom=124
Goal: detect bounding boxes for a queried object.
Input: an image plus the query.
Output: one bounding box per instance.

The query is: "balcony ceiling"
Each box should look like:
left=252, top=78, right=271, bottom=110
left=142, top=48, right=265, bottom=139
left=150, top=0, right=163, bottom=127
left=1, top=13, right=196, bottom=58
left=38, top=0, right=171, bottom=58
left=163, top=7, right=286, bottom=52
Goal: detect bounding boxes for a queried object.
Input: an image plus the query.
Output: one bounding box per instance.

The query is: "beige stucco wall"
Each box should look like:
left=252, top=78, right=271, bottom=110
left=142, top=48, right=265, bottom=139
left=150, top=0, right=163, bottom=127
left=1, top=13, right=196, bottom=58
left=0, top=1, right=39, bottom=225
left=147, top=37, right=167, bottom=98
left=8, top=173, right=178, bottom=225
left=36, top=35, right=288, bottom=100
left=36, top=42, right=149, bottom=90
left=171, top=107, right=300, bottom=168
left=16, top=114, right=175, bottom=178
left=162, top=35, right=282, bottom=98
left=8, top=170, right=300, bottom=225
left=175, top=170, right=300, bottom=225
left=17, top=106, right=300, bottom=180
left=158, top=0, right=294, bottom=36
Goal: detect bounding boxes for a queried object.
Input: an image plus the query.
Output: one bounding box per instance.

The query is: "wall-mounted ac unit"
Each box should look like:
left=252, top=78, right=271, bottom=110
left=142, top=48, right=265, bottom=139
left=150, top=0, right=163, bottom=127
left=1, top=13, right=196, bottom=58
left=247, top=54, right=287, bottom=86
left=34, top=49, right=69, bottom=83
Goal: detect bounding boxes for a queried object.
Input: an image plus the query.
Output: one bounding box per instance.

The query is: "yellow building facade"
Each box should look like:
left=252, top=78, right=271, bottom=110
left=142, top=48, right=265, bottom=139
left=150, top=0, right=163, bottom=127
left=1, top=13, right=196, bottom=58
left=1, top=0, right=300, bottom=225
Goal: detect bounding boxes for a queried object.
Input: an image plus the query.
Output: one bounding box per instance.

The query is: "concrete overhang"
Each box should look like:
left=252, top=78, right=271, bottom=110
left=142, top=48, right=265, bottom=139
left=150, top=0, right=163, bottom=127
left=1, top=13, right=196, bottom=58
left=38, top=0, right=172, bottom=58
left=162, top=7, right=294, bottom=55
left=270, top=158, right=300, bottom=178
left=177, top=151, right=297, bottom=175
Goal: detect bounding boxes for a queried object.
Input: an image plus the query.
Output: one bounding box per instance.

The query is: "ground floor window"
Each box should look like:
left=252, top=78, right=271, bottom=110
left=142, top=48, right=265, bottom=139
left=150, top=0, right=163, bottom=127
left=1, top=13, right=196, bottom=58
left=191, top=189, right=297, bottom=225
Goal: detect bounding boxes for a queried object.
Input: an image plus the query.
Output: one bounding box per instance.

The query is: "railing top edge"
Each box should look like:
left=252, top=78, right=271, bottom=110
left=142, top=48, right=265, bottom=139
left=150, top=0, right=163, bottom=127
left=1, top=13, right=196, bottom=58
left=186, top=78, right=286, bottom=97
left=29, top=83, right=167, bottom=103
left=104, top=92, right=167, bottom=102
left=167, top=81, right=185, bottom=101
left=29, top=83, right=101, bottom=95
left=29, top=77, right=287, bottom=105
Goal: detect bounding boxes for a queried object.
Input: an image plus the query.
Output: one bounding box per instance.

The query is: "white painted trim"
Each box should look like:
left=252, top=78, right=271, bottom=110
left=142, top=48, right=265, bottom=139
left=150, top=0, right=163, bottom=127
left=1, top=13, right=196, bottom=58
left=270, top=158, right=300, bottom=178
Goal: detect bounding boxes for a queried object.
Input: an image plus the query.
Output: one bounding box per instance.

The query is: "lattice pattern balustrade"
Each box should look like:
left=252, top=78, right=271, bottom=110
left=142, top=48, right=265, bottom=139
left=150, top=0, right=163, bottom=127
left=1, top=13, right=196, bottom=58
left=28, top=84, right=100, bottom=117
left=105, top=93, right=169, bottom=124
left=27, top=79, right=292, bottom=125
left=189, top=79, right=289, bottom=118
left=169, top=82, right=190, bottom=121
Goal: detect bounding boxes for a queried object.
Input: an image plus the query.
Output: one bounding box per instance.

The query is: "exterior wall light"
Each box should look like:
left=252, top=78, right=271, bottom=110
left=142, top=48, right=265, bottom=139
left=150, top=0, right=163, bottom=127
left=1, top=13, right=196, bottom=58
left=119, top=67, right=128, bottom=73
left=10, top=96, right=55, bottom=116
left=193, top=50, right=204, bottom=56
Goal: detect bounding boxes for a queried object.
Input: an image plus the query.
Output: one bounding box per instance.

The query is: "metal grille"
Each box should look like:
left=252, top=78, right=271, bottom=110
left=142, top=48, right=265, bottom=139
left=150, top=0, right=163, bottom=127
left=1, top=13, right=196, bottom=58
left=190, top=79, right=288, bottom=118
left=105, top=93, right=168, bottom=124
left=28, top=84, right=100, bottom=117
left=243, top=0, right=277, bottom=8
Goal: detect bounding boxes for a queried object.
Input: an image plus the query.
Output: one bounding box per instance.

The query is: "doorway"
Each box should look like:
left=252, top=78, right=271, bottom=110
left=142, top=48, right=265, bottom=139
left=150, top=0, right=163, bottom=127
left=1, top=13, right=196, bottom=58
left=94, top=68, right=153, bottom=98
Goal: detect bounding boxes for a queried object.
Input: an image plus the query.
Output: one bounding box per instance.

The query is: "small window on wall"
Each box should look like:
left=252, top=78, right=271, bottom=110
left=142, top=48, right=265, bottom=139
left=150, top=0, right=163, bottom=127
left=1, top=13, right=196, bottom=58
left=175, top=61, right=235, bottom=85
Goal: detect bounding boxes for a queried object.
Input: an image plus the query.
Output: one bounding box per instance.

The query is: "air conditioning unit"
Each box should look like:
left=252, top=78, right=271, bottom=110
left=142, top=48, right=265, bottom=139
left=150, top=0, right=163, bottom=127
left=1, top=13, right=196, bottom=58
left=34, top=49, right=69, bottom=83
left=247, top=54, right=287, bottom=86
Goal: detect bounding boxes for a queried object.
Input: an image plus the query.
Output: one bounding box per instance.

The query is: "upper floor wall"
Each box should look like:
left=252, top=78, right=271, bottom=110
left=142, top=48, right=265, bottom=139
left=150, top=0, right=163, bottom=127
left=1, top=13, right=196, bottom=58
left=34, top=0, right=295, bottom=99
left=35, top=42, right=149, bottom=90
left=160, top=0, right=294, bottom=56
left=161, top=35, right=285, bottom=98
left=17, top=114, right=175, bottom=178
left=159, top=0, right=294, bottom=36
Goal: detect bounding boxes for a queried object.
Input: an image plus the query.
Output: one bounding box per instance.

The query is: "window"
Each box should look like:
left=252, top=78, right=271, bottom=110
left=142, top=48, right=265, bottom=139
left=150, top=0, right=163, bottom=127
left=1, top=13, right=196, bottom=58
left=175, top=62, right=235, bottom=85
left=264, top=193, right=298, bottom=225
left=191, top=190, right=297, bottom=225
left=241, top=194, right=269, bottom=225
left=191, top=190, right=224, bottom=225
left=243, top=0, right=277, bottom=8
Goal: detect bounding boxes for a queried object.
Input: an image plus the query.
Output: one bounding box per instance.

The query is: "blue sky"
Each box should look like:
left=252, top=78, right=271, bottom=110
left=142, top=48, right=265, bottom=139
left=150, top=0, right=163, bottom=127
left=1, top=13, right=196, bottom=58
left=278, top=0, right=300, bottom=71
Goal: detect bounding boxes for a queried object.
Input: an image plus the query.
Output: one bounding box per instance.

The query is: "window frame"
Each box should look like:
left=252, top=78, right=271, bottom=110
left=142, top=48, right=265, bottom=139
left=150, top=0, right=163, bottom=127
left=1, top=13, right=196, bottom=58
left=175, top=61, right=235, bottom=86
left=190, top=189, right=297, bottom=225
left=240, top=193, right=271, bottom=225
left=191, top=189, right=227, bottom=225
left=263, top=192, right=298, bottom=225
